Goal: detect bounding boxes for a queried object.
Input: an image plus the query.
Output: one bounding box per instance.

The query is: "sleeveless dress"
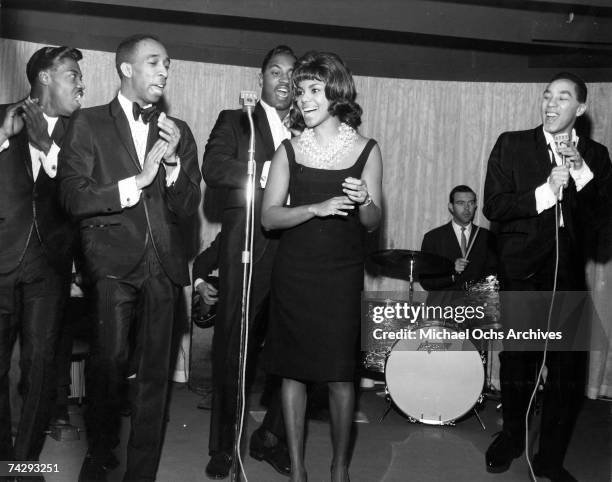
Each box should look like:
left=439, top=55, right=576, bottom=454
left=265, top=138, right=377, bottom=382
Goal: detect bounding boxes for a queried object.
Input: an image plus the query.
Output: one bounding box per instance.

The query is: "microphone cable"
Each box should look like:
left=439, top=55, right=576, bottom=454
left=524, top=196, right=561, bottom=481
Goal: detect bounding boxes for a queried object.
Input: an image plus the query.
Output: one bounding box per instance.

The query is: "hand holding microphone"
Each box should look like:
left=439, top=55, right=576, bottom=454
left=551, top=133, right=572, bottom=200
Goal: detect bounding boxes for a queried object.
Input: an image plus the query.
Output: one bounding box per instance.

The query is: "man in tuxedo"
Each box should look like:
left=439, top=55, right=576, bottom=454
left=0, top=46, right=84, bottom=464
left=483, top=72, right=612, bottom=480
left=420, top=185, right=497, bottom=305
left=58, top=34, right=201, bottom=481
left=201, top=45, right=296, bottom=478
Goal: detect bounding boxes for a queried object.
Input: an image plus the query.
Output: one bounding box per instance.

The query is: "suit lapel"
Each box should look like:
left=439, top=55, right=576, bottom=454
left=110, top=97, right=141, bottom=172
left=254, top=103, right=275, bottom=159
left=445, top=222, right=462, bottom=259
left=18, top=129, right=34, bottom=181
left=534, top=127, right=552, bottom=179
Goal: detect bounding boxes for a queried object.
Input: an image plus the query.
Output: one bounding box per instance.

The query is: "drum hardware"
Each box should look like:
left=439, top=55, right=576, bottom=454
left=370, top=249, right=453, bottom=305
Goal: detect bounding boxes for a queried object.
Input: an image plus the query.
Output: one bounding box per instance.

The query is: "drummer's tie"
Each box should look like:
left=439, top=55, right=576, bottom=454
left=460, top=227, right=467, bottom=257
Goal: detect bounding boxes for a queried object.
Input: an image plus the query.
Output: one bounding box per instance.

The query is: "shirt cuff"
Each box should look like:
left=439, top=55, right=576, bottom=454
left=0, top=138, right=9, bottom=152
left=165, top=156, right=181, bottom=186
left=118, top=176, right=142, bottom=208
left=570, top=162, right=594, bottom=191
left=260, top=160, right=271, bottom=188
left=194, top=277, right=204, bottom=288
left=535, top=181, right=557, bottom=213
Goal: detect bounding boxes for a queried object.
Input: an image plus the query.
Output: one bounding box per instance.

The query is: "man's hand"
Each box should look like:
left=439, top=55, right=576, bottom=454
left=135, top=139, right=168, bottom=189
left=455, top=257, right=469, bottom=274
left=548, top=165, right=570, bottom=196
left=557, top=143, right=584, bottom=171
left=0, top=101, right=26, bottom=143
left=21, top=98, right=51, bottom=153
left=196, top=281, right=218, bottom=306
left=157, top=113, right=181, bottom=160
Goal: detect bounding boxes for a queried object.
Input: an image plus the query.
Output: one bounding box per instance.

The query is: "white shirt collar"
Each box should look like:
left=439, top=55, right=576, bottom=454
left=259, top=99, right=287, bottom=123
left=452, top=220, right=472, bottom=235
left=43, top=112, right=58, bottom=136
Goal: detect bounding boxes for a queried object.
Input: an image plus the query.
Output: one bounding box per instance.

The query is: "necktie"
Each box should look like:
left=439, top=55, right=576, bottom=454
left=460, top=227, right=467, bottom=257
left=132, top=103, right=158, bottom=124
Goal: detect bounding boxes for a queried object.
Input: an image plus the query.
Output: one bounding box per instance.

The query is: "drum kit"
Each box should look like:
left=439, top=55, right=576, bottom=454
left=367, top=249, right=500, bottom=428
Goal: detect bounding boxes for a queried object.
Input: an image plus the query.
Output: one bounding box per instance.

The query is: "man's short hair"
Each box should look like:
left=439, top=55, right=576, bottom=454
left=549, top=72, right=587, bottom=103
left=261, top=45, right=296, bottom=73
left=449, top=185, right=476, bottom=204
left=26, top=46, right=83, bottom=86
left=115, top=34, right=162, bottom=77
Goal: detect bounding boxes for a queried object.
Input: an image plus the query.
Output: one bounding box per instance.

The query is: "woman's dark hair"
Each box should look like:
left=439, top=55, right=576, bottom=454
left=290, top=51, right=362, bottom=130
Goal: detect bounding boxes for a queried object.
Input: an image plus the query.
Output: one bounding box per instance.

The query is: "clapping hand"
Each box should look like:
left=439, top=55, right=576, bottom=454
left=21, top=98, right=52, bottom=153
left=0, top=101, right=26, bottom=142
left=157, top=112, right=181, bottom=161
left=342, top=177, right=369, bottom=205
left=135, top=138, right=168, bottom=189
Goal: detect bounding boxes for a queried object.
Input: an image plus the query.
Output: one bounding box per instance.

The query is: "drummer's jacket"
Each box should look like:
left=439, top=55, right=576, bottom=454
left=420, top=221, right=497, bottom=292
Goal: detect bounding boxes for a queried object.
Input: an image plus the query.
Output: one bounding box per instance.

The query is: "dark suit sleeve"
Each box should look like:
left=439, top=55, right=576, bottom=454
left=420, top=231, right=454, bottom=291
left=164, top=119, right=201, bottom=217
left=484, top=231, right=498, bottom=276
left=192, top=232, right=221, bottom=282
left=201, top=110, right=265, bottom=189
left=58, top=110, right=123, bottom=220
left=483, top=133, right=540, bottom=223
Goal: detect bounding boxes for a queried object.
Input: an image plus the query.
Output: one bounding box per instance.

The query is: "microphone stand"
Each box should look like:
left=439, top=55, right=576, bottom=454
left=232, top=94, right=257, bottom=482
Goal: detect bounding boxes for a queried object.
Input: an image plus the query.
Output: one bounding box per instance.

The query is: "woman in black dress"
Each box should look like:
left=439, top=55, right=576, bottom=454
left=262, top=51, right=382, bottom=482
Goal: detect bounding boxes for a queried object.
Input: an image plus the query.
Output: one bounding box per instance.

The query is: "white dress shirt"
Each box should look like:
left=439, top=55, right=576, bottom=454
left=116, top=92, right=180, bottom=208
left=259, top=99, right=291, bottom=188
left=451, top=221, right=472, bottom=256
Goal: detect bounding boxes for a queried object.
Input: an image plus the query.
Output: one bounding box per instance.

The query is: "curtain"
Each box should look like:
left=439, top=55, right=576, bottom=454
left=1, top=38, right=610, bottom=397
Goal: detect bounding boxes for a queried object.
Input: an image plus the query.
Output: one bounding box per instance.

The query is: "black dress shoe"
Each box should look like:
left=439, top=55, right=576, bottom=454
left=532, top=455, right=577, bottom=482
left=485, top=431, right=523, bottom=473
left=205, top=452, right=231, bottom=480
left=78, top=454, right=108, bottom=481
left=249, top=428, right=291, bottom=475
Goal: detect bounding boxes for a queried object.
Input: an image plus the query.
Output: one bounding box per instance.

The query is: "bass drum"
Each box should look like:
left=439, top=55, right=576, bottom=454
left=384, top=322, right=484, bottom=425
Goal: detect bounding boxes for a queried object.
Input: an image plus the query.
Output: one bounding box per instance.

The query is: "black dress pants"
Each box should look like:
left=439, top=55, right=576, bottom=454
left=0, top=236, right=69, bottom=461
left=209, top=222, right=284, bottom=456
left=499, top=229, right=586, bottom=469
left=85, top=247, right=179, bottom=482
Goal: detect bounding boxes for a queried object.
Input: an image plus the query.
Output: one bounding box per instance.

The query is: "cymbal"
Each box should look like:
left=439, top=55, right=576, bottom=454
left=370, top=249, right=453, bottom=279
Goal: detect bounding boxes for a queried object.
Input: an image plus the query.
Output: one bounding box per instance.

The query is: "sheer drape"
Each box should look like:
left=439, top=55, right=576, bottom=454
left=2, top=39, right=610, bottom=397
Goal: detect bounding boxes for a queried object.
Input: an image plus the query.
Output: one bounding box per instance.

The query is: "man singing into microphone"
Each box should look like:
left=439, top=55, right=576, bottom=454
left=201, top=45, right=296, bottom=479
left=483, top=72, right=612, bottom=479
left=59, top=34, right=201, bottom=481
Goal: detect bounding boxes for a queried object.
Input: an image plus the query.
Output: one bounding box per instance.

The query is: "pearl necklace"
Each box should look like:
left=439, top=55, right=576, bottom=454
left=296, top=123, right=357, bottom=169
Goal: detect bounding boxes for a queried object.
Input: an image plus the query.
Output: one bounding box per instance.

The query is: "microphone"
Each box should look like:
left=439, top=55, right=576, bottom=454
left=553, top=133, right=570, bottom=201
left=239, top=91, right=258, bottom=112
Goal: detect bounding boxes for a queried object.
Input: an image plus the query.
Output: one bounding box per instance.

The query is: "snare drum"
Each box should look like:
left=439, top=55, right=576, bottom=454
left=384, top=321, right=484, bottom=425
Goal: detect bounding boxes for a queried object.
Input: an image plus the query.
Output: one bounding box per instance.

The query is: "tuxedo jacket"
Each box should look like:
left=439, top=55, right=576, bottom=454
left=202, top=102, right=279, bottom=268
left=420, top=222, right=497, bottom=291
left=0, top=103, right=74, bottom=275
left=483, top=126, right=612, bottom=280
left=58, top=97, right=201, bottom=285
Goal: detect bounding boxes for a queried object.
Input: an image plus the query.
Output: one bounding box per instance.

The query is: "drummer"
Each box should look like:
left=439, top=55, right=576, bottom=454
left=420, top=185, right=497, bottom=306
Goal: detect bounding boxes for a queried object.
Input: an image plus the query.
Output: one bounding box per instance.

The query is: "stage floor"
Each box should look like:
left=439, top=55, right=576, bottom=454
left=39, top=382, right=611, bottom=481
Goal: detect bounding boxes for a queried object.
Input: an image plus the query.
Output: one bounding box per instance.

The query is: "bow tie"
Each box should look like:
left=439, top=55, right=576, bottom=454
left=132, top=102, right=158, bottom=124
